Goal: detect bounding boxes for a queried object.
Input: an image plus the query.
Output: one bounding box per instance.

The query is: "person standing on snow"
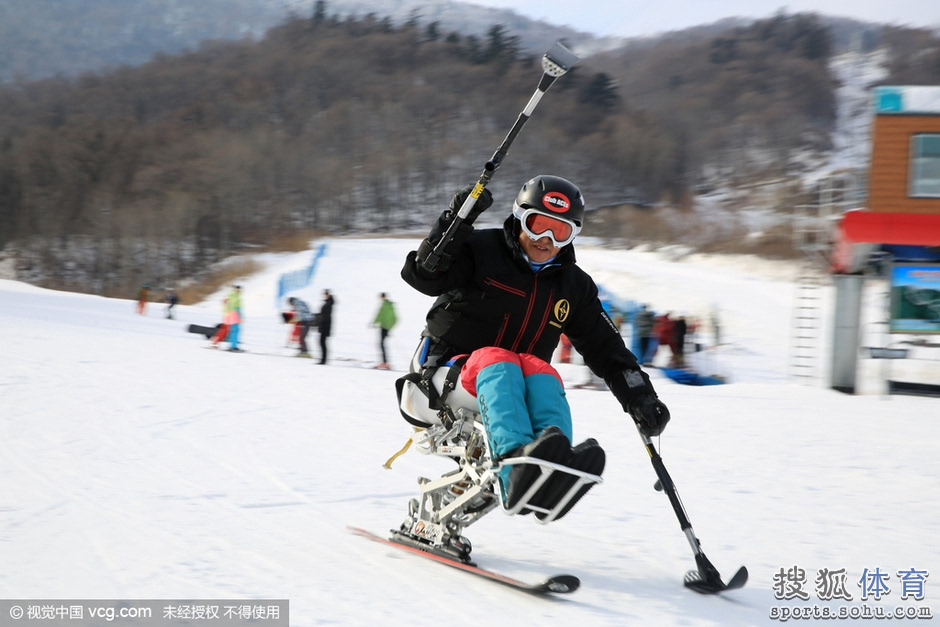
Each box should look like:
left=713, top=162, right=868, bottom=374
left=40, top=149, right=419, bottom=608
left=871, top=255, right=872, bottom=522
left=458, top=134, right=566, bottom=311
left=317, top=289, right=334, bottom=365
left=214, top=285, right=243, bottom=352
left=634, top=304, right=655, bottom=366
left=209, top=296, right=231, bottom=348
left=163, top=288, right=179, bottom=319
left=401, top=175, right=670, bottom=520
left=136, top=284, right=150, bottom=315
left=287, top=296, right=315, bottom=358
left=372, top=292, right=398, bottom=369
left=652, top=312, right=674, bottom=366
left=672, top=315, right=688, bottom=368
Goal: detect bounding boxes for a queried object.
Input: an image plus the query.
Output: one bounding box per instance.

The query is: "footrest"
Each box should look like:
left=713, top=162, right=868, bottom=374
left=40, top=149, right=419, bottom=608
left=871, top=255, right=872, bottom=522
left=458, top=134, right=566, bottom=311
left=498, top=456, right=603, bottom=522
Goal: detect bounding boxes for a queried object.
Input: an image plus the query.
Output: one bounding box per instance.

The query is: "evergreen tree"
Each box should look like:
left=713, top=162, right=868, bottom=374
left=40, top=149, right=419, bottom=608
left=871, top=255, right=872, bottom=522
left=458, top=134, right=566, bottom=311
left=581, top=73, right=619, bottom=110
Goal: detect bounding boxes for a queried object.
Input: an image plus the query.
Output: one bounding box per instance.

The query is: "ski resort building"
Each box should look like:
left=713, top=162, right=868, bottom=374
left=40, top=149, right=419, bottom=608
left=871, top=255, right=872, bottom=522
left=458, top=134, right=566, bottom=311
left=829, top=85, right=940, bottom=395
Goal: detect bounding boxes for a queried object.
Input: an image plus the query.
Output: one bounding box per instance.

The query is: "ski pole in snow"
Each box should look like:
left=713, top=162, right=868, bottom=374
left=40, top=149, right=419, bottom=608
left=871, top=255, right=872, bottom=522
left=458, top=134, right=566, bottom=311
left=420, top=41, right=580, bottom=273
left=638, top=428, right=748, bottom=594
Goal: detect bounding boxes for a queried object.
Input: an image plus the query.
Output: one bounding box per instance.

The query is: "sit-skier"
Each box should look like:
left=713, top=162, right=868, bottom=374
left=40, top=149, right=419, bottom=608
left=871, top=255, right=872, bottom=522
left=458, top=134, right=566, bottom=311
left=400, top=175, right=670, bottom=525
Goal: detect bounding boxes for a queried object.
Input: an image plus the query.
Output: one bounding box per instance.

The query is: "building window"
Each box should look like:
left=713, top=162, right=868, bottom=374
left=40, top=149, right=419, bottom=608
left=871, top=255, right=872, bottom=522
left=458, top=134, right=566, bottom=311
left=910, top=134, right=940, bottom=197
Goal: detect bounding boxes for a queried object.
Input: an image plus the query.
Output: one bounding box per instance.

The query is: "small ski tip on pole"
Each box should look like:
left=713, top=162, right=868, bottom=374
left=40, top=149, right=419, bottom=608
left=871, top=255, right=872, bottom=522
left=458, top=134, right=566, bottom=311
left=542, top=41, right=580, bottom=77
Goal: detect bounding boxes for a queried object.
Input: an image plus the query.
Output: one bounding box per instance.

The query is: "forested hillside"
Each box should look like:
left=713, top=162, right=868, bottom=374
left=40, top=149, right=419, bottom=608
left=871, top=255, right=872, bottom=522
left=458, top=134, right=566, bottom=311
left=0, top=8, right=938, bottom=297
left=596, top=14, right=838, bottom=189
left=0, top=15, right=632, bottom=295
left=0, top=0, right=603, bottom=83
left=0, top=0, right=277, bottom=82
left=594, top=16, right=940, bottom=191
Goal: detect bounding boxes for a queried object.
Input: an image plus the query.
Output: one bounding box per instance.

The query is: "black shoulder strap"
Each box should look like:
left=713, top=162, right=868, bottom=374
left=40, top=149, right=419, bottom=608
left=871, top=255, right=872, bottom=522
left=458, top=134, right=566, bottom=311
left=395, top=372, right=435, bottom=428
left=394, top=355, right=470, bottom=427
left=435, top=355, right=469, bottom=410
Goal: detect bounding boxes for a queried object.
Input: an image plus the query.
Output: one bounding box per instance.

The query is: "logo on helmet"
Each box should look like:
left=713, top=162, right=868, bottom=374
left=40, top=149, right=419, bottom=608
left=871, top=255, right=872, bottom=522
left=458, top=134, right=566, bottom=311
left=542, top=192, right=571, bottom=213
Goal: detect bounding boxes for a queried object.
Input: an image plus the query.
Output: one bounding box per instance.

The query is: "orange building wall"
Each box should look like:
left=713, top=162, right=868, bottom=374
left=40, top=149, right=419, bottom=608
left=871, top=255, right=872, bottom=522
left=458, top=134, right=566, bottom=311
left=868, top=114, right=940, bottom=214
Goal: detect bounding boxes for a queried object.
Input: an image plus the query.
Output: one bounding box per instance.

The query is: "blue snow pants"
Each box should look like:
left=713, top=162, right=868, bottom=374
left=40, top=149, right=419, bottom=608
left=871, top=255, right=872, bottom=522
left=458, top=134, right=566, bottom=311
left=460, top=347, right=573, bottom=493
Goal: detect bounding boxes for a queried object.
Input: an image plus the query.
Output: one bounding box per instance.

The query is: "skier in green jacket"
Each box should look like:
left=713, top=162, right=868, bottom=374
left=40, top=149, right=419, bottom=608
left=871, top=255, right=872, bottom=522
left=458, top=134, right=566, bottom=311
left=373, top=292, right=398, bottom=369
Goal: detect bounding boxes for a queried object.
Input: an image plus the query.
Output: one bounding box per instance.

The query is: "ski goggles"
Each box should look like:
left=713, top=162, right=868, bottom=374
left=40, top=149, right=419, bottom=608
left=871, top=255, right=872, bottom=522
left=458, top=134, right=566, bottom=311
left=515, top=205, right=581, bottom=248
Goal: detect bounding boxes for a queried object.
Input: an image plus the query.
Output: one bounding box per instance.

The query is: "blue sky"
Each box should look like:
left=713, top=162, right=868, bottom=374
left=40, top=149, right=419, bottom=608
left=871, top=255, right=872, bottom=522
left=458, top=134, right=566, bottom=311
left=467, top=0, right=940, bottom=38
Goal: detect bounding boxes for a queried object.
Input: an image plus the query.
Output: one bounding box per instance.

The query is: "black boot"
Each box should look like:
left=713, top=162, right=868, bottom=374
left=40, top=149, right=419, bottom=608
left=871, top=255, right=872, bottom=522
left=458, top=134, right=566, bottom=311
left=504, top=426, right=571, bottom=512
left=534, top=439, right=606, bottom=521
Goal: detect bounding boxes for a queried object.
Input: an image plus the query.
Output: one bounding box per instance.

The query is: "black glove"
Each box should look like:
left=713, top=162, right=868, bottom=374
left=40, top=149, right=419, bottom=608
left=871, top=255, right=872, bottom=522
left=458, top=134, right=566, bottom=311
left=628, top=394, right=671, bottom=437
left=608, top=368, right=671, bottom=437
left=449, top=184, right=494, bottom=224
left=416, top=185, right=494, bottom=274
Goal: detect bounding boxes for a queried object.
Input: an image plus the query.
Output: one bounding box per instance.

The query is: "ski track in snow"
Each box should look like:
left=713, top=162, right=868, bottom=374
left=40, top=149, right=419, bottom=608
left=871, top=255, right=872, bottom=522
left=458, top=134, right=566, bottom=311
left=2, top=238, right=939, bottom=626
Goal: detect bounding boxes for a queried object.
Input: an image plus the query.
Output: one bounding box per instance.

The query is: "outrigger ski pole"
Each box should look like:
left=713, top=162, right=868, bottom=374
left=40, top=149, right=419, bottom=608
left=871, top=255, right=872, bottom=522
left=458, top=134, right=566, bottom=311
left=420, top=41, right=580, bottom=273
left=639, top=427, right=749, bottom=594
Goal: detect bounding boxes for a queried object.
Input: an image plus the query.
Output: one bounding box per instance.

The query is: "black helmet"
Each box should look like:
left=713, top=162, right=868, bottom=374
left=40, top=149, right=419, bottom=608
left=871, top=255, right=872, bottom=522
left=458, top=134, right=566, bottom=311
left=512, top=175, right=584, bottom=247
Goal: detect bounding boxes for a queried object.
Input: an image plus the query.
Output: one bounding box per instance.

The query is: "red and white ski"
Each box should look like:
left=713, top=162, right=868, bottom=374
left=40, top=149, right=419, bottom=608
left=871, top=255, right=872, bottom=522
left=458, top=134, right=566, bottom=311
left=348, top=527, right=580, bottom=595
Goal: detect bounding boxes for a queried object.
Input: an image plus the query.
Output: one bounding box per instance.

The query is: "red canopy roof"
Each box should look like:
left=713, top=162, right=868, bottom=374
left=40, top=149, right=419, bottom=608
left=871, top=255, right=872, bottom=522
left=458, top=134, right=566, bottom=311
left=840, top=210, right=940, bottom=246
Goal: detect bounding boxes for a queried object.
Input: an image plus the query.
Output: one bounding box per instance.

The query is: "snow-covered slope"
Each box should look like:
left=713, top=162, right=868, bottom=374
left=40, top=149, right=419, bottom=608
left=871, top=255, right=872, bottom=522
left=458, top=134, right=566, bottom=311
left=2, top=238, right=938, bottom=625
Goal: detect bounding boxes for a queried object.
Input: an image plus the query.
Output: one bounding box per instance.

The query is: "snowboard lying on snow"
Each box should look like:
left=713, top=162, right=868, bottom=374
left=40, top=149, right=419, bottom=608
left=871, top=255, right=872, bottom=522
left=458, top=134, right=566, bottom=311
left=187, top=323, right=221, bottom=339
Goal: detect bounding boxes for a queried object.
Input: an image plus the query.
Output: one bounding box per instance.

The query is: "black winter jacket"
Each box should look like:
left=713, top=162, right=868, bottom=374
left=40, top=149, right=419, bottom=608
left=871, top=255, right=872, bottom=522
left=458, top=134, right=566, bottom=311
left=401, top=217, right=641, bottom=384
left=318, top=295, right=334, bottom=336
